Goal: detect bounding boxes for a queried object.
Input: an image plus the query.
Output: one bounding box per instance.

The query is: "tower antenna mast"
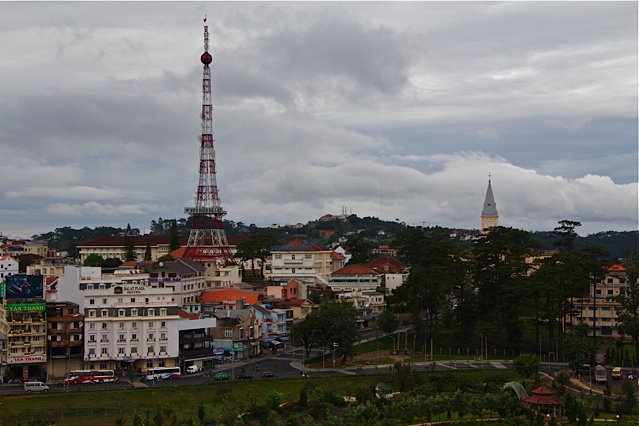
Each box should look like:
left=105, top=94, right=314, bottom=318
left=184, top=17, right=235, bottom=267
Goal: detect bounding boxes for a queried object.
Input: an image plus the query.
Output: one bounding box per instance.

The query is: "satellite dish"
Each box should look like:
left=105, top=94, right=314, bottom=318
left=159, top=262, right=164, bottom=267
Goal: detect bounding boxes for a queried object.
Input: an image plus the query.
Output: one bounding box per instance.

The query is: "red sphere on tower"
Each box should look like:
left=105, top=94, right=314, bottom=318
left=201, top=52, right=212, bottom=65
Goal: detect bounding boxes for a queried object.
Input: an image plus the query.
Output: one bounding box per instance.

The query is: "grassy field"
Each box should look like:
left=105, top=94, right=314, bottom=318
left=0, top=369, right=521, bottom=426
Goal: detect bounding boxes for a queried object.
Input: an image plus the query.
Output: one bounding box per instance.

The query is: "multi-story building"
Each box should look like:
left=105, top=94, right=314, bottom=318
left=336, top=290, right=386, bottom=328
left=26, top=257, right=68, bottom=279
left=76, top=235, right=248, bottom=288
left=6, top=300, right=47, bottom=380
left=366, top=256, right=409, bottom=294
left=178, top=312, right=217, bottom=371
left=566, top=264, right=631, bottom=339
left=148, top=258, right=206, bottom=307
left=269, top=239, right=345, bottom=287
left=46, top=302, right=84, bottom=379
left=371, top=245, right=398, bottom=257
left=328, top=263, right=381, bottom=294
left=251, top=304, right=288, bottom=350
left=211, top=309, right=261, bottom=359
left=0, top=256, right=19, bottom=281
left=82, top=284, right=180, bottom=373
left=1, top=239, right=49, bottom=258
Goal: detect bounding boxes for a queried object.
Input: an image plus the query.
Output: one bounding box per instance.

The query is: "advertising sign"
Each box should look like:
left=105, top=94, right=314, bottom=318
left=8, top=355, right=46, bottom=364
left=7, top=303, right=46, bottom=312
left=5, top=274, right=44, bottom=299
left=0, top=282, right=4, bottom=298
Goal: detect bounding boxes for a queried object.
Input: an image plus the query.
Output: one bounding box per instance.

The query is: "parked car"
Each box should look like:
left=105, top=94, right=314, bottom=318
left=213, top=371, right=230, bottom=381
left=24, top=381, right=49, bottom=392
left=236, top=372, right=254, bottom=380
left=186, top=365, right=201, bottom=374
left=261, top=371, right=276, bottom=378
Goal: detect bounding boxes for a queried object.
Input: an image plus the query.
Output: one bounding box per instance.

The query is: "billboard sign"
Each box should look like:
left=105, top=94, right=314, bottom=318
left=5, top=274, right=44, bottom=300
left=7, top=303, right=46, bottom=312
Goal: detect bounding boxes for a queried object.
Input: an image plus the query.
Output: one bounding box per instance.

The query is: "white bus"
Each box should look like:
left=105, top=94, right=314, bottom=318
left=145, top=367, right=181, bottom=381
left=595, top=365, right=607, bottom=383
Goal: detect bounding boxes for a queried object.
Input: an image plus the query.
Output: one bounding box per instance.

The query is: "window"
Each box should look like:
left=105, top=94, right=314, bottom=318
left=160, top=333, right=166, bottom=341
left=101, top=310, right=108, bottom=317
left=130, top=298, right=135, bottom=303
left=102, top=322, right=108, bottom=329
left=89, top=299, right=95, bottom=305
left=89, top=323, right=95, bottom=330
left=118, top=347, right=125, bottom=354
left=275, top=254, right=281, bottom=259
left=224, top=329, right=232, bottom=338
left=100, top=362, right=107, bottom=369
left=101, top=347, right=108, bottom=355
left=305, top=254, right=312, bottom=259
left=148, top=333, right=154, bottom=341
left=118, top=310, right=125, bottom=317
left=131, top=346, right=138, bottom=354
left=119, top=322, right=125, bottom=329
left=160, top=309, right=167, bottom=316
left=89, top=310, right=96, bottom=317
left=160, top=346, right=167, bottom=354
left=147, top=346, right=154, bottom=354
left=117, top=298, right=123, bottom=303
left=146, top=360, right=153, bottom=368
left=118, top=335, right=126, bottom=342
left=148, top=308, right=155, bottom=316
left=149, top=322, right=154, bottom=328
left=88, top=348, right=95, bottom=355
left=102, top=298, right=107, bottom=304
left=161, top=321, right=166, bottom=328
left=132, top=322, right=137, bottom=328
left=131, top=309, right=138, bottom=316
left=608, top=290, right=614, bottom=295
left=159, top=360, right=165, bottom=367
left=101, top=334, right=108, bottom=342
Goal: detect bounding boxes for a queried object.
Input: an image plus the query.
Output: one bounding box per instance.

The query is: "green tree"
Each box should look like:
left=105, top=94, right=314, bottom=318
left=169, top=220, right=180, bottom=253
left=124, top=223, right=136, bottom=262
left=102, top=258, right=123, bottom=269
left=292, top=298, right=358, bottom=363
left=562, top=331, right=592, bottom=373
left=551, top=220, right=582, bottom=252
left=197, top=403, right=205, bottom=423
left=344, top=233, right=371, bottom=264
left=392, top=360, right=415, bottom=393
left=83, top=253, right=105, bottom=267
left=513, top=352, right=540, bottom=378
left=144, top=240, right=152, bottom=261
left=472, top=226, right=538, bottom=347
left=376, top=309, right=398, bottom=337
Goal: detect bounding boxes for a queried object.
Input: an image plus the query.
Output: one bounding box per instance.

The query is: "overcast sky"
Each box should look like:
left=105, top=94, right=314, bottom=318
left=1, top=1, right=637, bottom=239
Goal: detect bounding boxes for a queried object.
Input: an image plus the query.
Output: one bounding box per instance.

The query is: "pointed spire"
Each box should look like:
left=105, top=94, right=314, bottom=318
left=482, top=174, right=498, bottom=216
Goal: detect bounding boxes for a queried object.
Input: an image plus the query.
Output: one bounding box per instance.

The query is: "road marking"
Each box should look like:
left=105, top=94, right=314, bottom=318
left=490, top=361, right=507, bottom=369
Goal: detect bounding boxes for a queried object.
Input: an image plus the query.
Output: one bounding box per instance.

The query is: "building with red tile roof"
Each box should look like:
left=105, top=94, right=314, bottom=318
left=366, top=256, right=409, bottom=293
left=328, top=263, right=381, bottom=293
left=269, top=239, right=345, bottom=288
left=198, top=287, right=264, bottom=307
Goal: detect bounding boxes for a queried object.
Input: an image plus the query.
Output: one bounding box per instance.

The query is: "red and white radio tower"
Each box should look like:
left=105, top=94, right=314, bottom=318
left=184, top=17, right=235, bottom=267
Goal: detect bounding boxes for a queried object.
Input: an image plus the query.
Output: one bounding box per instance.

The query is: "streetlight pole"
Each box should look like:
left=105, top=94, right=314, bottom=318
left=480, top=333, right=484, bottom=369
left=300, top=340, right=305, bottom=375
left=417, top=295, right=426, bottom=363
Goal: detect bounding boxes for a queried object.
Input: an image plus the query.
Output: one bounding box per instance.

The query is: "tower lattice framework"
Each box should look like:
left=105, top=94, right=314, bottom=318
left=184, top=17, right=235, bottom=267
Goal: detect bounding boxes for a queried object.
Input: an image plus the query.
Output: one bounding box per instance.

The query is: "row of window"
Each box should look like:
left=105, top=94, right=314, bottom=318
left=88, top=332, right=168, bottom=342
left=88, top=321, right=167, bottom=330
left=87, top=308, right=168, bottom=317
left=87, top=345, right=168, bottom=356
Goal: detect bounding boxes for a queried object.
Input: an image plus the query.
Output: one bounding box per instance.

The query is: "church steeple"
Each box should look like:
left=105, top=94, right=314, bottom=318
left=481, top=174, right=498, bottom=232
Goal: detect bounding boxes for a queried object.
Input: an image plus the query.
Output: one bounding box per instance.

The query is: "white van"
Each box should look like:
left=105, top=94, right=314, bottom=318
left=24, top=381, right=49, bottom=392
left=186, top=365, right=201, bottom=374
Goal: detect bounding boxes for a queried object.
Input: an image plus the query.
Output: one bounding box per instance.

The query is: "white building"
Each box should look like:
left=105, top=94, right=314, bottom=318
left=268, top=239, right=345, bottom=287
left=328, top=264, right=381, bottom=293
left=0, top=256, right=19, bottom=281
left=83, top=284, right=180, bottom=373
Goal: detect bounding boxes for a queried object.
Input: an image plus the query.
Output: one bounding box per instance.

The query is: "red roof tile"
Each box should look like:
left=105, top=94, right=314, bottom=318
left=332, top=263, right=378, bottom=275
